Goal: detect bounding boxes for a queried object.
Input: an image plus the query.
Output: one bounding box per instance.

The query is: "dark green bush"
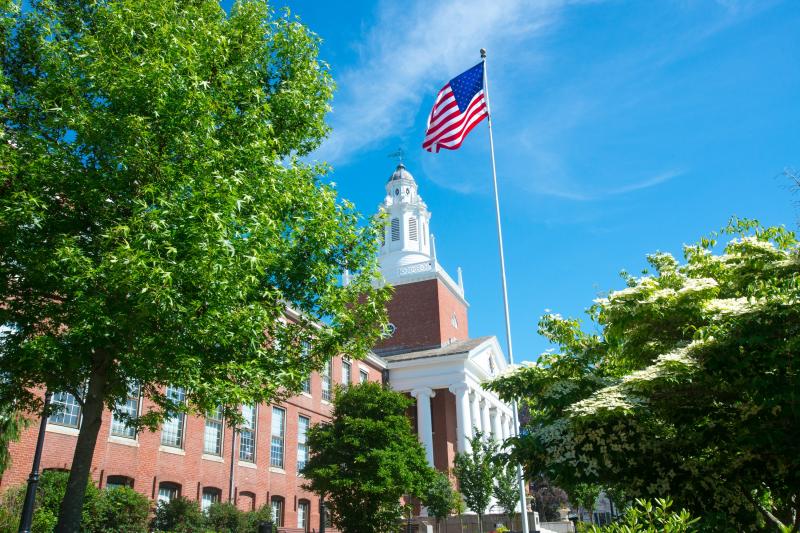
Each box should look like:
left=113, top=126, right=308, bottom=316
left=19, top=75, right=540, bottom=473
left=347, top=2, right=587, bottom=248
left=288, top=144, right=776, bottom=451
left=0, top=470, right=150, bottom=533
left=206, top=502, right=247, bottom=533
left=243, top=504, right=276, bottom=532
left=151, top=496, right=207, bottom=533
left=85, top=486, right=150, bottom=533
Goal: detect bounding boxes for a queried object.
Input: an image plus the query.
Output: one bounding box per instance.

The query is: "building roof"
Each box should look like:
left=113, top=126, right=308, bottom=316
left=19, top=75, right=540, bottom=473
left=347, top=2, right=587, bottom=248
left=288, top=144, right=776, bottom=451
left=379, top=336, right=493, bottom=362
left=387, top=163, right=415, bottom=183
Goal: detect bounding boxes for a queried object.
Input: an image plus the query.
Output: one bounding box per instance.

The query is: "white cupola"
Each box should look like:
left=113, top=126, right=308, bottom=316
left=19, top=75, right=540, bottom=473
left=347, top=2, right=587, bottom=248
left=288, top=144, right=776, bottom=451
left=378, top=164, right=433, bottom=280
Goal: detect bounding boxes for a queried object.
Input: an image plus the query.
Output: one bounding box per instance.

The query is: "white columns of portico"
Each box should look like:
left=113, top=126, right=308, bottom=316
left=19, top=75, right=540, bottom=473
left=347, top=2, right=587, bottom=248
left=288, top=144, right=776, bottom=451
left=490, top=407, right=502, bottom=442
left=470, top=390, right=482, bottom=435
left=449, top=384, right=472, bottom=453
left=410, top=388, right=436, bottom=467
left=480, top=398, right=491, bottom=441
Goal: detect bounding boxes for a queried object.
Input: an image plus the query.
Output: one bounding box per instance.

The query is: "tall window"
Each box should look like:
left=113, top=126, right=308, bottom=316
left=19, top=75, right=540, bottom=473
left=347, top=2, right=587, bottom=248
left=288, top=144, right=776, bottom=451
left=359, top=369, right=369, bottom=384
left=409, top=217, right=418, bottom=241
left=391, top=217, right=400, bottom=241
left=160, top=386, right=186, bottom=448
left=297, top=415, right=310, bottom=473
left=49, top=391, right=82, bottom=428
left=270, top=407, right=285, bottom=468
left=157, top=482, right=180, bottom=504
left=201, top=487, right=222, bottom=513
left=297, top=500, right=310, bottom=531
left=111, top=383, right=140, bottom=439
left=204, top=406, right=224, bottom=456
left=342, top=359, right=351, bottom=389
left=271, top=497, right=284, bottom=527
left=321, top=360, right=332, bottom=402
left=239, top=404, right=257, bottom=462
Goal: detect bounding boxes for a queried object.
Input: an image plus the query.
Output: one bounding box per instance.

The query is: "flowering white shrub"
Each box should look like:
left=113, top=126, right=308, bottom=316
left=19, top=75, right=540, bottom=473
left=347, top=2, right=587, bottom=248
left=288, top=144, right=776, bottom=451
left=487, top=219, right=800, bottom=532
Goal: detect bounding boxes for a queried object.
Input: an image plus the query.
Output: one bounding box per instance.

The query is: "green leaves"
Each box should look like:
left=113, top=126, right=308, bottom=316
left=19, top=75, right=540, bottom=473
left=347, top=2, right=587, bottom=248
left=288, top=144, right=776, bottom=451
left=452, top=431, right=499, bottom=521
left=302, top=383, right=435, bottom=533
left=487, top=222, right=800, bottom=531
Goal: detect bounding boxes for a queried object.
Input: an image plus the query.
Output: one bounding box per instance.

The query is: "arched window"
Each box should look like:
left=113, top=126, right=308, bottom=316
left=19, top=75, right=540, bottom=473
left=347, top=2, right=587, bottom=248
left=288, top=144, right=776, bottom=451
left=157, top=482, right=181, bottom=504
left=409, top=217, right=418, bottom=241
left=271, top=496, right=285, bottom=527
left=297, top=499, right=311, bottom=532
left=105, top=475, right=134, bottom=490
left=391, top=218, right=400, bottom=241
left=201, top=487, right=222, bottom=513
left=238, top=491, right=256, bottom=511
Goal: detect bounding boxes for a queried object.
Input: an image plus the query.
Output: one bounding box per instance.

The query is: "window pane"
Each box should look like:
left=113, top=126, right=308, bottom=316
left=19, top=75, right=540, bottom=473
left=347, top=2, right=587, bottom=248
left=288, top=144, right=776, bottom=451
left=158, top=484, right=179, bottom=504
left=321, top=360, right=332, bottom=402
left=297, top=416, right=310, bottom=472
left=342, top=360, right=351, bottom=389
left=49, top=391, right=81, bottom=428
left=271, top=498, right=284, bottom=527
left=239, top=404, right=257, bottom=462
left=270, top=407, right=285, bottom=468
left=105, top=476, right=133, bottom=490
left=111, top=383, right=140, bottom=438
left=204, top=406, right=223, bottom=456
left=160, top=387, right=186, bottom=448
left=359, top=369, right=369, bottom=384
left=298, top=501, right=309, bottom=530
left=202, top=488, right=221, bottom=513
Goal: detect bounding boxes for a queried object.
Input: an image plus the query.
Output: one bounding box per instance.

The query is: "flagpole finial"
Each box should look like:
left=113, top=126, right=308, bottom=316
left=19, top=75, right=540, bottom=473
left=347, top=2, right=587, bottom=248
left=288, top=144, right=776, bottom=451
left=480, top=48, right=486, bottom=59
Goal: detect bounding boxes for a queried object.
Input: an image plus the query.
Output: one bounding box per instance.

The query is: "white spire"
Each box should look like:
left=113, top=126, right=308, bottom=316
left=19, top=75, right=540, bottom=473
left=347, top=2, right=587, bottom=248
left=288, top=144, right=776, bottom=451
left=378, top=164, right=433, bottom=282
left=376, top=164, right=466, bottom=301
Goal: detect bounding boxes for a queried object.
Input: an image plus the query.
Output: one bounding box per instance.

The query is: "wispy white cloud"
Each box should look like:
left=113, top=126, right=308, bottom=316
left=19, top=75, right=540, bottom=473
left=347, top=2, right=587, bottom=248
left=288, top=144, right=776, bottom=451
left=608, top=170, right=684, bottom=195
left=315, top=0, right=569, bottom=164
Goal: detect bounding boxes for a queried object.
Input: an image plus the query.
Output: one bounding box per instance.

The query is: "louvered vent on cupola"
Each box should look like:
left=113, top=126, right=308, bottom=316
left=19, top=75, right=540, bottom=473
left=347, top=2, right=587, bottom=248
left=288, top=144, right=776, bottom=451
left=391, top=218, right=400, bottom=241
left=409, top=217, right=418, bottom=241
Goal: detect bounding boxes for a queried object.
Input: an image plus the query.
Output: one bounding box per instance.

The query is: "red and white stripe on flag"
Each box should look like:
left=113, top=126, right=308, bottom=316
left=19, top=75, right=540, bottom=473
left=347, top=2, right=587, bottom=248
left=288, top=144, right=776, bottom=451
left=422, top=82, right=488, bottom=152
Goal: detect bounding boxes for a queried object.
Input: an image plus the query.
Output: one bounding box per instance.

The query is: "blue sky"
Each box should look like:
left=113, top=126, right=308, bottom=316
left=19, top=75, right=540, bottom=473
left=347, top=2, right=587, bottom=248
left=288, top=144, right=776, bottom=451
left=233, top=0, right=799, bottom=363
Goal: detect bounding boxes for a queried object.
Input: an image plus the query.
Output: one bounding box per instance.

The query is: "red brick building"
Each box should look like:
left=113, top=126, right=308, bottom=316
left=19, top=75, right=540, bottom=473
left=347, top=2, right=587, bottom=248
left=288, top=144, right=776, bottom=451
left=1, top=163, right=519, bottom=529
left=1, top=350, right=386, bottom=532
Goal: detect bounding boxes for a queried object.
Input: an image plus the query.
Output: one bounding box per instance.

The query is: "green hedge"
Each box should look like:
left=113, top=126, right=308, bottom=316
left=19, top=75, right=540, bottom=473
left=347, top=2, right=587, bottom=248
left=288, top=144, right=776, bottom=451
left=0, top=471, right=279, bottom=532
left=0, top=470, right=149, bottom=532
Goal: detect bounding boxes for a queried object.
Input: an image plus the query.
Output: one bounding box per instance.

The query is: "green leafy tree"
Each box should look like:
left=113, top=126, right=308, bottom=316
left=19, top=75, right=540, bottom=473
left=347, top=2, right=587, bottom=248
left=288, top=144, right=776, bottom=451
left=570, top=483, right=601, bottom=524
left=488, top=219, right=800, bottom=532
left=453, top=431, right=498, bottom=533
left=492, top=464, right=519, bottom=527
left=425, top=471, right=457, bottom=533
left=0, top=0, right=389, bottom=529
left=303, top=382, right=435, bottom=533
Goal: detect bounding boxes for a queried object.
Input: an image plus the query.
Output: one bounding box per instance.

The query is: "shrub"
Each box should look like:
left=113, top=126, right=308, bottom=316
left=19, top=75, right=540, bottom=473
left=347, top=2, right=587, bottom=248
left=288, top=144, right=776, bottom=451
left=0, top=471, right=151, bottom=533
left=206, top=502, right=247, bottom=533
left=244, top=504, right=277, bottom=532
left=151, top=496, right=207, bottom=533
left=86, top=486, right=150, bottom=533
left=578, top=498, right=699, bottom=533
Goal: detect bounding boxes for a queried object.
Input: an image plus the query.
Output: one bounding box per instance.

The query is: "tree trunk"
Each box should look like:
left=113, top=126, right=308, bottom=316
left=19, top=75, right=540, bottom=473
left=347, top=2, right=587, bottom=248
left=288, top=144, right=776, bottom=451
left=478, top=513, right=483, bottom=533
left=55, top=355, right=110, bottom=532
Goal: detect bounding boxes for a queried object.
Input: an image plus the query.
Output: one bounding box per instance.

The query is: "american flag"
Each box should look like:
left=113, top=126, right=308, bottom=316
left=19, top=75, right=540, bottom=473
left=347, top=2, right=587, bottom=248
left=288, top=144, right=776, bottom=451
left=422, top=62, right=488, bottom=153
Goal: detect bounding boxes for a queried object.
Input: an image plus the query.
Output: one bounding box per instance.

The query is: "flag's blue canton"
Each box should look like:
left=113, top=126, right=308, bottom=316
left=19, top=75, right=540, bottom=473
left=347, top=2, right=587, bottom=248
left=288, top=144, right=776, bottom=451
left=448, top=62, right=484, bottom=113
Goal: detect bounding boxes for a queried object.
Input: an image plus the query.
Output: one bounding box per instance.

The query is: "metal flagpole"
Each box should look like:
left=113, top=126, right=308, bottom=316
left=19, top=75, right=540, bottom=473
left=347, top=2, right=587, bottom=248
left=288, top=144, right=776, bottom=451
left=480, top=48, right=530, bottom=533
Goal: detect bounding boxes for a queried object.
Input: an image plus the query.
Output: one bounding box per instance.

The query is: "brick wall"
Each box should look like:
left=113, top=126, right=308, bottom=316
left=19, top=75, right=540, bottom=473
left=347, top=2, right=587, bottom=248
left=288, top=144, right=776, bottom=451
left=0, top=354, right=384, bottom=532
left=375, top=278, right=468, bottom=354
